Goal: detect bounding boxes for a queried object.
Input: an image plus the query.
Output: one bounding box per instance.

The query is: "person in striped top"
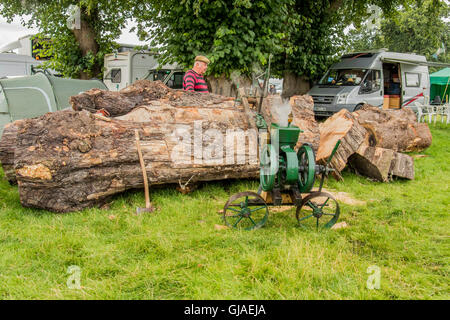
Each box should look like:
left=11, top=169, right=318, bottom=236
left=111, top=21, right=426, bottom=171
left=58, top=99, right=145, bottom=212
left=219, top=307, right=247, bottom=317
left=183, top=55, right=210, bottom=93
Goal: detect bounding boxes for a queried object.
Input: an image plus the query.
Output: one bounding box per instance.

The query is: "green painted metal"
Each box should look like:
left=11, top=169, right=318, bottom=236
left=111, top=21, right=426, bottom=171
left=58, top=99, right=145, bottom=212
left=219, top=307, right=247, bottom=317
left=327, top=140, right=341, bottom=166
left=297, top=144, right=316, bottom=193
left=280, top=145, right=299, bottom=185
left=223, top=191, right=269, bottom=230
left=270, top=123, right=302, bottom=149
left=296, top=192, right=340, bottom=229
left=229, top=117, right=342, bottom=231
left=255, top=113, right=267, bottom=129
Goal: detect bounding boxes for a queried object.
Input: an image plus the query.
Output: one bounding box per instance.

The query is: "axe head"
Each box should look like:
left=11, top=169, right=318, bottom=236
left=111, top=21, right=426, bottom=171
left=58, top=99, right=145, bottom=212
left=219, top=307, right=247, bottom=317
left=136, top=206, right=156, bottom=215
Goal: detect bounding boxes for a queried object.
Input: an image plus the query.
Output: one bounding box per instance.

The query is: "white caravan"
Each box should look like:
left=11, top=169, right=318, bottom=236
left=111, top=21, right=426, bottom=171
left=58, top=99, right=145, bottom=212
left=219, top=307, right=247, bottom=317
left=308, top=50, right=432, bottom=116
left=103, top=51, right=184, bottom=91
left=0, top=53, right=42, bottom=78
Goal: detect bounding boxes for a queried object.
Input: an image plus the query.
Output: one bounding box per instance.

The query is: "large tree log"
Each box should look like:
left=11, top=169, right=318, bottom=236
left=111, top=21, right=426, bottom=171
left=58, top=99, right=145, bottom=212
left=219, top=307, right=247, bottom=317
left=316, top=109, right=367, bottom=174
left=354, top=104, right=432, bottom=152
left=69, top=80, right=235, bottom=117
left=317, top=106, right=422, bottom=181
left=10, top=102, right=260, bottom=212
left=0, top=121, right=23, bottom=184
left=348, top=144, right=414, bottom=182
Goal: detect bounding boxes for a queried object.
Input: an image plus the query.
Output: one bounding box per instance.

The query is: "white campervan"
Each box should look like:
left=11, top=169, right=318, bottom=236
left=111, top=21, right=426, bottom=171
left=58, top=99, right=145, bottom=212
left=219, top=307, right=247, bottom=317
left=103, top=51, right=185, bottom=91
left=308, top=50, right=430, bottom=116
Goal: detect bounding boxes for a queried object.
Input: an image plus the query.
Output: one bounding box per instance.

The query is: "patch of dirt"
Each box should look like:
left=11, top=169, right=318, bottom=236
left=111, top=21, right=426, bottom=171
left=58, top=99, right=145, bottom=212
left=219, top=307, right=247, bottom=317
left=321, top=188, right=366, bottom=206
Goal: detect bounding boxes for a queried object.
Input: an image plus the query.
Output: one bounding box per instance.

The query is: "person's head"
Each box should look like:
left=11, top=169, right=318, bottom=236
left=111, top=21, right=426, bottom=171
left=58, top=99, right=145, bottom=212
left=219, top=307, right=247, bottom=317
left=193, top=55, right=210, bottom=75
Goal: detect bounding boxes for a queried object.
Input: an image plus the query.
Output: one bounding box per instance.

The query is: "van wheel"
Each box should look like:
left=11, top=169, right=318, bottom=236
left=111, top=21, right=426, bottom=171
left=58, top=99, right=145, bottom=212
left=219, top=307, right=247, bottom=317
left=353, top=104, right=364, bottom=111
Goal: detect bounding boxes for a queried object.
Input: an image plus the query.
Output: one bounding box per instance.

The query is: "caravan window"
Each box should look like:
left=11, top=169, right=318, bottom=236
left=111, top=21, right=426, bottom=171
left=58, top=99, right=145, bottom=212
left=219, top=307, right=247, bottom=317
left=405, top=73, right=420, bottom=87
left=319, top=69, right=368, bottom=86
left=111, top=69, right=121, bottom=83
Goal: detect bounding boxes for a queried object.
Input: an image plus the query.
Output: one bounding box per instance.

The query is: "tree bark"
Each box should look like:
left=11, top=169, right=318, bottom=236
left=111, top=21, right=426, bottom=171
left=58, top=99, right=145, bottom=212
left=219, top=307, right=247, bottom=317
left=0, top=121, right=22, bottom=184
left=317, top=105, right=424, bottom=181
left=207, top=74, right=253, bottom=98
left=348, top=144, right=414, bottom=182
left=354, top=104, right=432, bottom=152
left=9, top=103, right=260, bottom=213
left=70, top=80, right=235, bottom=117
left=316, top=109, right=367, bottom=173
left=281, top=71, right=311, bottom=100
left=71, top=6, right=101, bottom=79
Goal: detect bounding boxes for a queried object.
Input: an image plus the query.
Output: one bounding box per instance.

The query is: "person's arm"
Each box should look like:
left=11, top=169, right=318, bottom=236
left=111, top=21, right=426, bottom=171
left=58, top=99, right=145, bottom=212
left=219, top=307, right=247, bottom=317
left=183, top=72, right=196, bottom=91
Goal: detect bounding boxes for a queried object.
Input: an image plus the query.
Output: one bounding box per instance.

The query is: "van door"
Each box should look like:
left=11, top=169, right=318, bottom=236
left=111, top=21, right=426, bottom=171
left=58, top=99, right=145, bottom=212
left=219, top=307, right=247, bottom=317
left=401, top=64, right=425, bottom=107
left=358, top=69, right=383, bottom=107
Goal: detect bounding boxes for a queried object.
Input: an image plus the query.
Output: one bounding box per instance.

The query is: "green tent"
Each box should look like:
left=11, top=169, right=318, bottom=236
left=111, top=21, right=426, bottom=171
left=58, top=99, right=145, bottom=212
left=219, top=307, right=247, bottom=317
left=430, top=67, right=450, bottom=103
left=0, top=73, right=107, bottom=135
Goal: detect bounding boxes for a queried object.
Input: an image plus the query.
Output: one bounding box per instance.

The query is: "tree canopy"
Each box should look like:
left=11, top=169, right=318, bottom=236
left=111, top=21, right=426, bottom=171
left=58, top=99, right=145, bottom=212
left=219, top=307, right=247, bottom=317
left=1, top=0, right=428, bottom=86
left=0, top=0, right=140, bottom=78
left=348, top=0, right=449, bottom=66
left=135, top=0, right=405, bottom=83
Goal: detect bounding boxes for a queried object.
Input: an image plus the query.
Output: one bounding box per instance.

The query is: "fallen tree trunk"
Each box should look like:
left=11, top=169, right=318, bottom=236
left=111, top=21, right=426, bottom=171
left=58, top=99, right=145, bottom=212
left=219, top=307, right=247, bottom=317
left=317, top=106, right=422, bottom=181
left=0, top=121, right=22, bottom=184
left=69, top=80, right=235, bottom=117
left=354, top=104, right=432, bottom=152
left=348, top=144, right=414, bottom=181
left=10, top=103, right=260, bottom=212
left=316, top=109, right=367, bottom=173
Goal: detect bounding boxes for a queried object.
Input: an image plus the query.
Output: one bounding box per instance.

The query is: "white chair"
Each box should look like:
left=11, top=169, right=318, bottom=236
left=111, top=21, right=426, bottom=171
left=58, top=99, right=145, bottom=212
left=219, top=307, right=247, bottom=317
left=437, top=104, right=449, bottom=124
left=425, top=105, right=437, bottom=123
left=414, top=101, right=427, bottom=123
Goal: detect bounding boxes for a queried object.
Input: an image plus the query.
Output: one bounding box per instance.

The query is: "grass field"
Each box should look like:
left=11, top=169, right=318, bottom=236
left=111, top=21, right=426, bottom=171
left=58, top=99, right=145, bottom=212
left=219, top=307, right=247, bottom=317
left=0, top=124, right=448, bottom=300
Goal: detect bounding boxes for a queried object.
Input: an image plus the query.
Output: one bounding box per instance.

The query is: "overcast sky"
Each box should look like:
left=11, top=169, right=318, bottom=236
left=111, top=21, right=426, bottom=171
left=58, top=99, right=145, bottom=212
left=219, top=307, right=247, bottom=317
left=0, top=16, right=146, bottom=49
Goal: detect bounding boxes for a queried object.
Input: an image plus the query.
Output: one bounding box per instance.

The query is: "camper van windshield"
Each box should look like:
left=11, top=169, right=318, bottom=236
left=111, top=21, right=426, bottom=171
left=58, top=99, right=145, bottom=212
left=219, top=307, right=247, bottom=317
left=319, top=69, right=368, bottom=86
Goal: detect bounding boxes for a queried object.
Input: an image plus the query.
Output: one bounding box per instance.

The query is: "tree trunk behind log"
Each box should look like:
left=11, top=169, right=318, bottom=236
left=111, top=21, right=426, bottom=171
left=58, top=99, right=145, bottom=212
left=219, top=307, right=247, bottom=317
left=281, top=71, right=311, bottom=100
left=207, top=74, right=252, bottom=97
left=11, top=103, right=260, bottom=213
left=354, top=105, right=432, bottom=152
left=260, top=94, right=320, bottom=152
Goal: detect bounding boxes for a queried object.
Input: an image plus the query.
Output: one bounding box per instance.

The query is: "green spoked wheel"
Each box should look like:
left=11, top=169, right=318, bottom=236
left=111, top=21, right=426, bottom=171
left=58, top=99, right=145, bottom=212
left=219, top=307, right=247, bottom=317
left=223, top=192, right=269, bottom=230
left=297, top=144, right=316, bottom=193
left=260, top=144, right=278, bottom=191
left=296, top=192, right=340, bottom=229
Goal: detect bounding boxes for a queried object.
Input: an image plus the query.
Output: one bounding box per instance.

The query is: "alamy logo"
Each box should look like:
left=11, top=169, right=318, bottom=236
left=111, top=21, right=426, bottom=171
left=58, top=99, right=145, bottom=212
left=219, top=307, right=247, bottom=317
left=67, top=5, right=81, bottom=30
left=67, top=265, right=81, bottom=289
left=366, top=5, right=382, bottom=31
left=170, top=121, right=264, bottom=166
left=366, top=265, right=381, bottom=290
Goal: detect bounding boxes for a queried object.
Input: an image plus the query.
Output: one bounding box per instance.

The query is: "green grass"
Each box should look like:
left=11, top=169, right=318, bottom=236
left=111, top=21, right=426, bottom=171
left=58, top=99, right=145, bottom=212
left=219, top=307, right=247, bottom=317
left=0, top=124, right=449, bottom=300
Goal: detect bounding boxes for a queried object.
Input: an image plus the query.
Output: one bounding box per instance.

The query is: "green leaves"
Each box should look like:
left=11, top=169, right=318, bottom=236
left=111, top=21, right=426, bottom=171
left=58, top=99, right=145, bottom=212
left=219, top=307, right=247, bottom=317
left=348, top=0, right=449, bottom=66
left=0, top=0, right=139, bottom=78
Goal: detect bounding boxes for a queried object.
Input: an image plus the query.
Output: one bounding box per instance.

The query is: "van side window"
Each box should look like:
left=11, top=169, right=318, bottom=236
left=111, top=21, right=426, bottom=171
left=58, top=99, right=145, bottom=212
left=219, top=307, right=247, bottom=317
left=111, top=69, right=121, bottom=83
left=405, top=73, right=420, bottom=87
left=360, top=70, right=381, bottom=94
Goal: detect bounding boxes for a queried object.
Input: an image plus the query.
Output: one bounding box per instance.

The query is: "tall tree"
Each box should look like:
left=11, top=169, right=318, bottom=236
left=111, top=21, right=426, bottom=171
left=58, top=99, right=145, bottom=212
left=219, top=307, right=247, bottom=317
left=135, top=0, right=402, bottom=97
left=348, top=0, right=449, bottom=65
left=0, top=0, right=140, bottom=79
